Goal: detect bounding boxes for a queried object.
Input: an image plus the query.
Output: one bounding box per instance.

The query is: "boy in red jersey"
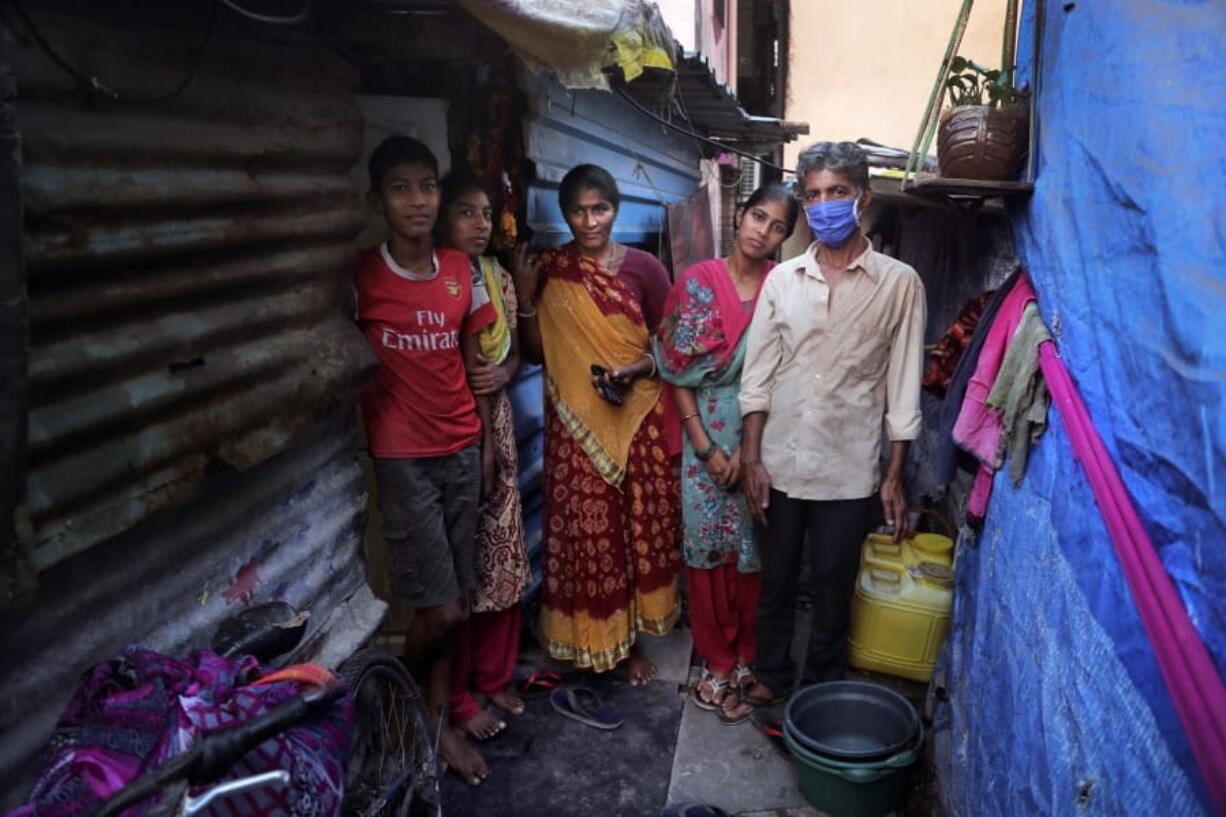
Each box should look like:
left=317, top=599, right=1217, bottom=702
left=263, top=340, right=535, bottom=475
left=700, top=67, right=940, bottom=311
left=352, top=136, right=496, bottom=784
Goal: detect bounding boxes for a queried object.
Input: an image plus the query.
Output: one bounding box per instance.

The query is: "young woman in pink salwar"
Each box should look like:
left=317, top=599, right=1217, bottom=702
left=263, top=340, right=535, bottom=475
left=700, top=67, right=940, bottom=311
left=654, top=185, right=798, bottom=724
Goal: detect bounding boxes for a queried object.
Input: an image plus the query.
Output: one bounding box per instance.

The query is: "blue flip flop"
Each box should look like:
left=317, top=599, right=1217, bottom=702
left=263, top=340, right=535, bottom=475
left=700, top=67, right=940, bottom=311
left=549, top=685, right=625, bottom=730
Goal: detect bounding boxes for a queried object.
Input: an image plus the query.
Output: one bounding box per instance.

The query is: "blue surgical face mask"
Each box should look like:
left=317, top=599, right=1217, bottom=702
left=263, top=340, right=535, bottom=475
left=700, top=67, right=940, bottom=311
left=804, top=196, right=861, bottom=247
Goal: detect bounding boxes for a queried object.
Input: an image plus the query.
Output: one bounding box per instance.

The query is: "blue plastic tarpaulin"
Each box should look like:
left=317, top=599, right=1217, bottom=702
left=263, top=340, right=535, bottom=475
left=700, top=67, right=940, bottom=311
left=934, top=2, right=1226, bottom=815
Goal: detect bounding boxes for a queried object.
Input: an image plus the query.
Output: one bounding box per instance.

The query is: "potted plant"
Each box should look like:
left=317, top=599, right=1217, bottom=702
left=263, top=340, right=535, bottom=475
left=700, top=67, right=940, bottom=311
left=937, top=57, right=1029, bottom=181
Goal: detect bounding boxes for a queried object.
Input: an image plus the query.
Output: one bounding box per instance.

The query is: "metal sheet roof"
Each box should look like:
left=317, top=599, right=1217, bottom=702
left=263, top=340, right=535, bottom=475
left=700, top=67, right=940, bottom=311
left=623, top=51, right=808, bottom=148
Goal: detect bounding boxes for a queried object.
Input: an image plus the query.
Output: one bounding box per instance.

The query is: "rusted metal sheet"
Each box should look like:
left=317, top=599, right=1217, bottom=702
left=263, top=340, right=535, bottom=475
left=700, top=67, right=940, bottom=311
left=7, top=5, right=377, bottom=569
left=0, top=4, right=385, bottom=804
left=0, top=411, right=385, bottom=805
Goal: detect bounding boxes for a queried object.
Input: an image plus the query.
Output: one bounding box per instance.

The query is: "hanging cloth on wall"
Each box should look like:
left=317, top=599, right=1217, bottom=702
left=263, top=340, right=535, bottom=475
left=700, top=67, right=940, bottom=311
left=949, top=273, right=1041, bottom=519
left=1038, top=342, right=1226, bottom=813
left=923, top=289, right=993, bottom=399
left=985, top=302, right=1051, bottom=485
left=935, top=267, right=1022, bottom=483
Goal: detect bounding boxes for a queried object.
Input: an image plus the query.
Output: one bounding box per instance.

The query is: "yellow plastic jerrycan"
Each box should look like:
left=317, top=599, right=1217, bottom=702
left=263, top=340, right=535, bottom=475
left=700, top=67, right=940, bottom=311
left=847, top=529, right=955, bottom=683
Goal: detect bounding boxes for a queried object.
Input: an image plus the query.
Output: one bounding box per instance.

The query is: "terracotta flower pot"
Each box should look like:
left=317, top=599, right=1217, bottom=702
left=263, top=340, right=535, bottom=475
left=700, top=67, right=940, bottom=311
left=937, top=105, right=1028, bottom=181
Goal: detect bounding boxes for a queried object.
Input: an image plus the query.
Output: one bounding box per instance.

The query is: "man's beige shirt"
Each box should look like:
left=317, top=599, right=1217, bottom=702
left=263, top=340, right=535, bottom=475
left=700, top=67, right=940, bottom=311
left=739, top=239, right=926, bottom=501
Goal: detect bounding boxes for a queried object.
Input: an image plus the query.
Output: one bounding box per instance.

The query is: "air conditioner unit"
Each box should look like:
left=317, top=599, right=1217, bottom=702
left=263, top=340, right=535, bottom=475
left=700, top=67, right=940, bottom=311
left=737, top=155, right=762, bottom=200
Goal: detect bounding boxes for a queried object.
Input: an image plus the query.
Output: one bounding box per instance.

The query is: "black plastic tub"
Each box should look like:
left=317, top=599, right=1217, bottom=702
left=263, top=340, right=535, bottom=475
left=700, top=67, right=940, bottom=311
left=784, top=681, right=920, bottom=762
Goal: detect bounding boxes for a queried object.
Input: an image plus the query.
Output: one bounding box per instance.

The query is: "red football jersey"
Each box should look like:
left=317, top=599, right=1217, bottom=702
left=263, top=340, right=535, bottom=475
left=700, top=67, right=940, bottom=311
left=354, top=245, right=496, bottom=457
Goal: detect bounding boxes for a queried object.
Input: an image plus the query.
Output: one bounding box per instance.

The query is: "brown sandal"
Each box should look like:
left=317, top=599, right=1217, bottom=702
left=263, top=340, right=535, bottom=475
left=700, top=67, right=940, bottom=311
left=741, top=681, right=788, bottom=708
left=717, top=689, right=753, bottom=725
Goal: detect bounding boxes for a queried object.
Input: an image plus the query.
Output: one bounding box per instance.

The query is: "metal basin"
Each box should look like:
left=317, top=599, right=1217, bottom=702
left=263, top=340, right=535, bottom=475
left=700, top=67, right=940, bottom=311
left=784, top=681, right=920, bottom=762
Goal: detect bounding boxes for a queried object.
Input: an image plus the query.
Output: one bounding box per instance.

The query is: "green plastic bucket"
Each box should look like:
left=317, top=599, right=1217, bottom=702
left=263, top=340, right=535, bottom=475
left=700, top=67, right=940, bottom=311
left=782, top=721, right=923, bottom=817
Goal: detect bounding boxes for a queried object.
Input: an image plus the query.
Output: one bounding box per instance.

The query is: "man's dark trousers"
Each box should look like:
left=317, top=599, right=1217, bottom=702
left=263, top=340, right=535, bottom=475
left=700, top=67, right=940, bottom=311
left=753, top=489, right=876, bottom=694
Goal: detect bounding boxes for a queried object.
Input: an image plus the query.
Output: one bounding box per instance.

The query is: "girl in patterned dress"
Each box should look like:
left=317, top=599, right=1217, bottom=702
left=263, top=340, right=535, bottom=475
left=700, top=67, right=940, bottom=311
left=654, top=185, right=798, bottom=723
left=438, top=172, right=531, bottom=784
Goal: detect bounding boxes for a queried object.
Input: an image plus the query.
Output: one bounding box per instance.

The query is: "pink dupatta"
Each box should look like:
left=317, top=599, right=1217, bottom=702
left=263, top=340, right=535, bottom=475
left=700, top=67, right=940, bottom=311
left=656, top=259, right=771, bottom=378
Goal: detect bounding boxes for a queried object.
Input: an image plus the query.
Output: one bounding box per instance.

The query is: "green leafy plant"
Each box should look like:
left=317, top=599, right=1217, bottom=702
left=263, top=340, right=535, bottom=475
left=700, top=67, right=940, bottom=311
left=944, top=56, right=1028, bottom=108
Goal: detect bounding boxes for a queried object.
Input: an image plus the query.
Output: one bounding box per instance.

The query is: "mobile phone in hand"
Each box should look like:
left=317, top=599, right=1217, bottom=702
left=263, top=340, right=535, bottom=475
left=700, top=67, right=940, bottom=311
left=590, top=364, right=624, bottom=405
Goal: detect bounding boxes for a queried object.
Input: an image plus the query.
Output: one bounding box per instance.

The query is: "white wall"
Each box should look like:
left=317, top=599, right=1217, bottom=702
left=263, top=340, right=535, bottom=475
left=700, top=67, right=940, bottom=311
left=656, top=0, right=698, bottom=52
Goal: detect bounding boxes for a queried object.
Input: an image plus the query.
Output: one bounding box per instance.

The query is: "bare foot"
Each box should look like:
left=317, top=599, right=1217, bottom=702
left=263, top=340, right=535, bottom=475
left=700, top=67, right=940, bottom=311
left=489, top=686, right=525, bottom=716
left=440, top=726, right=488, bottom=786
left=457, top=709, right=506, bottom=741
left=626, top=649, right=657, bottom=687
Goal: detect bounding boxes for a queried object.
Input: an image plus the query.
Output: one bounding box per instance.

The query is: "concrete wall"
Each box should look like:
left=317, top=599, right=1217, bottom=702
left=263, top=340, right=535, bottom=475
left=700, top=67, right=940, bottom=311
left=785, top=1, right=1008, bottom=166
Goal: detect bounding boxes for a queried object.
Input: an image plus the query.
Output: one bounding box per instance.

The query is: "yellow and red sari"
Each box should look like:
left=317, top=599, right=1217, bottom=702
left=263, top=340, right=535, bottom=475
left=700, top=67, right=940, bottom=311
left=537, top=243, right=681, bottom=671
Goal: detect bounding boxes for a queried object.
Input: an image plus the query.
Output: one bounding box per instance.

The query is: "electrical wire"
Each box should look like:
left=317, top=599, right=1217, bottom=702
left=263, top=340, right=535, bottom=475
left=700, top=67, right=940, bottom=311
left=613, top=80, right=795, bottom=176
left=666, top=73, right=711, bottom=160
left=10, top=0, right=218, bottom=104
left=218, top=0, right=312, bottom=25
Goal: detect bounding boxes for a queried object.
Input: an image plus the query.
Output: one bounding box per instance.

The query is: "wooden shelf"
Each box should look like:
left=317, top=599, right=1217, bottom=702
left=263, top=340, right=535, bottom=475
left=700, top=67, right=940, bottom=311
left=902, top=172, right=1034, bottom=203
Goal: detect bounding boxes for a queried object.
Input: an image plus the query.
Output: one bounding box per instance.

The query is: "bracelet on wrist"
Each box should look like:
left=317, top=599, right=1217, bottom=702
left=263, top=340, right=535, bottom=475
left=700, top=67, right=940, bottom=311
left=516, top=306, right=538, bottom=319
left=679, top=411, right=699, bottom=423
left=695, top=439, right=718, bottom=462
left=641, top=352, right=658, bottom=378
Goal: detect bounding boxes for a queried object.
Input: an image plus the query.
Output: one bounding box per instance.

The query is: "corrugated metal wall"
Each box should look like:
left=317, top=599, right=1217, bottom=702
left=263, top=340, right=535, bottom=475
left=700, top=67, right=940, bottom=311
left=10, top=6, right=376, bottom=570
left=1, top=6, right=384, bottom=805
left=0, top=56, right=31, bottom=605
left=0, top=412, right=382, bottom=804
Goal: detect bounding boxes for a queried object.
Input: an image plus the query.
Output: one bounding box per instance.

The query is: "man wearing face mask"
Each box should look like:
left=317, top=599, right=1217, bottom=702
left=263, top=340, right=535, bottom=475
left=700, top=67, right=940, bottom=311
left=729, top=141, right=927, bottom=711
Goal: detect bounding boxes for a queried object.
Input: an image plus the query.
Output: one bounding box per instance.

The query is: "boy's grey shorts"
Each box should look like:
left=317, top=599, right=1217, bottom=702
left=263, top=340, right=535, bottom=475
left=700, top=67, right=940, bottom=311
left=373, top=444, right=481, bottom=609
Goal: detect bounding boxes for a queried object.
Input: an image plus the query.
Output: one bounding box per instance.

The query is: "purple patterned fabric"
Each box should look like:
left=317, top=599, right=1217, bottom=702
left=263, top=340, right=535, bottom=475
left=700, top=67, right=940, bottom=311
left=9, top=647, right=353, bottom=817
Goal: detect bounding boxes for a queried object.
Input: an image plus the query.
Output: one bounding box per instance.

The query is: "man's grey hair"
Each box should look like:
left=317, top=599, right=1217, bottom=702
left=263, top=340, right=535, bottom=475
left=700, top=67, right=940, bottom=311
left=795, top=141, right=870, bottom=191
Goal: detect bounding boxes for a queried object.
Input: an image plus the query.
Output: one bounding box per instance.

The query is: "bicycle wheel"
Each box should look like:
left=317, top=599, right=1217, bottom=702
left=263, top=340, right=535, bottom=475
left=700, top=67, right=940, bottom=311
left=340, top=648, right=441, bottom=817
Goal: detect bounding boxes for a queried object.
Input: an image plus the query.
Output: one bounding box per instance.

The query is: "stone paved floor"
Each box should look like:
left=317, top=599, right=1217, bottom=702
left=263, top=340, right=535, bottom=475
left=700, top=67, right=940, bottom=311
left=437, top=612, right=935, bottom=816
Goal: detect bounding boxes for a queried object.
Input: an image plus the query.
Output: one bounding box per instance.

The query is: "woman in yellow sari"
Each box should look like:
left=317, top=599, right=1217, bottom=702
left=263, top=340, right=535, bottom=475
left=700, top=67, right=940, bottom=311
left=513, top=164, right=681, bottom=683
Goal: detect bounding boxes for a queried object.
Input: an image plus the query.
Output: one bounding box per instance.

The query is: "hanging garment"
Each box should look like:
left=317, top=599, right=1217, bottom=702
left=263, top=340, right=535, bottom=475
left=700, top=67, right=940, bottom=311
left=935, top=267, right=1022, bottom=483
left=985, top=301, right=1052, bottom=485
left=951, top=274, right=1040, bottom=520
left=923, top=289, right=993, bottom=399
left=951, top=274, right=1037, bottom=467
